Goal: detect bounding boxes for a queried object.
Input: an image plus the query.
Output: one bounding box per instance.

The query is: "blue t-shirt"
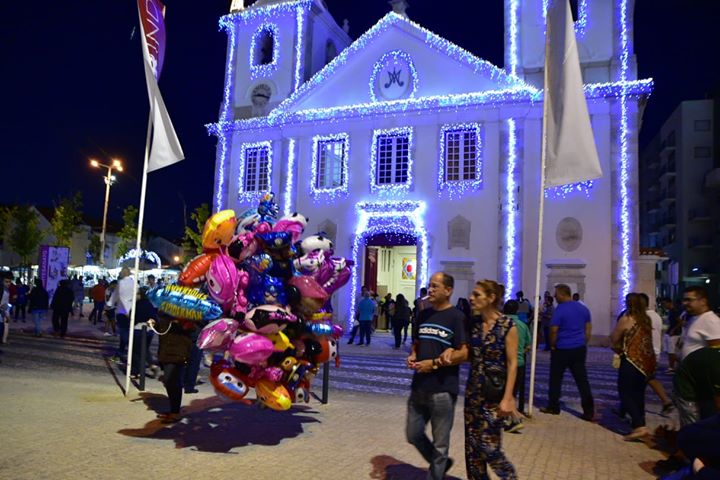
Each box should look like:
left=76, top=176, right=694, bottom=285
left=357, top=297, right=376, bottom=321
left=550, top=300, right=591, bottom=349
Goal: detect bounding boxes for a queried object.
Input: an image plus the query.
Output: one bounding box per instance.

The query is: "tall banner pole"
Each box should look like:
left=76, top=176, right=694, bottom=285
left=124, top=109, right=153, bottom=396
left=527, top=20, right=552, bottom=417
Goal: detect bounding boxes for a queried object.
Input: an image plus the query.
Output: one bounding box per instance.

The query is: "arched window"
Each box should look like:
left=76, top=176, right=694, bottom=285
left=325, top=40, right=337, bottom=65
left=253, top=26, right=275, bottom=66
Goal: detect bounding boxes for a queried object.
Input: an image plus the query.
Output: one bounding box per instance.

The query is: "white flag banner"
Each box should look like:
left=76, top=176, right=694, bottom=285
left=142, top=60, right=184, bottom=172
left=137, top=0, right=184, bottom=172
left=544, top=0, right=601, bottom=187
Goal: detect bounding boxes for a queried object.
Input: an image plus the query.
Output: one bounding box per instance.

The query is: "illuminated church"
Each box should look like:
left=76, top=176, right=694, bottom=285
left=209, top=0, right=653, bottom=339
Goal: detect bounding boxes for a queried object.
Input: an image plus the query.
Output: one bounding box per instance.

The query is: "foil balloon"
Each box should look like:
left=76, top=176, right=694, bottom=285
left=272, top=212, right=308, bottom=244
left=209, top=360, right=254, bottom=404
left=293, top=250, right=325, bottom=276
left=280, top=356, right=297, bottom=371
left=242, top=305, right=297, bottom=334
left=267, top=331, right=292, bottom=351
left=255, top=379, right=292, bottom=411
left=285, top=362, right=312, bottom=392
left=305, top=321, right=334, bottom=337
left=249, top=365, right=284, bottom=383
left=288, top=276, right=329, bottom=318
left=228, top=332, right=275, bottom=365
left=314, top=338, right=338, bottom=364
left=227, top=232, right=257, bottom=263
left=179, top=253, right=217, bottom=286
left=256, top=192, right=279, bottom=223
left=197, top=318, right=239, bottom=351
left=202, top=209, right=238, bottom=250
left=245, top=253, right=273, bottom=274
left=236, top=208, right=261, bottom=234
left=147, top=285, right=223, bottom=321
left=206, top=250, right=240, bottom=310
left=315, top=255, right=353, bottom=295
left=299, top=233, right=334, bottom=255
left=256, top=232, right=294, bottom=259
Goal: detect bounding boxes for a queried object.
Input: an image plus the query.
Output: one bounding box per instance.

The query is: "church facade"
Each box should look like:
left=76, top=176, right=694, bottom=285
left=209, top=0, right=652, bottom=339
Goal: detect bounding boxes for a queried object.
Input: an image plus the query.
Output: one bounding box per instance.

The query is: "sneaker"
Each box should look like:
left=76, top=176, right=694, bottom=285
left=506, top=419, right=525, bottom=433
left=539, top=406, right=560, bottom=415
left=661, top=403, right=675, bottom=416
left=184, top=388, right=199, bottom=394
left=103, top=332, right=113, bottom=336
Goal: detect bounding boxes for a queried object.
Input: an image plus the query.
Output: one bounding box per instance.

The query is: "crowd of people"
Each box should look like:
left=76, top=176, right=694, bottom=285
left=348, top=272, right=719, bottom=480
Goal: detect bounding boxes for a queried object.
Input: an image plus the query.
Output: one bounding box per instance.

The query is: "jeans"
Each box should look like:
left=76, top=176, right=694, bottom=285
left=406, top=390, right=457, bottom=480
left=359, top=321, right=372, bottom=345
left=548, top=346, right=594, bottom=415
left=618, top=357, right=647, bottom=428
left=89, top=301, right=105, bottom=324
left=32, top=310, right=46, bottom=335
left=116, top=314, right=130, bottom=357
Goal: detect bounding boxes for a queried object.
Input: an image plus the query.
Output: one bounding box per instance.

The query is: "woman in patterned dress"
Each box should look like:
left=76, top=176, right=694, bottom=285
left=610, top=292, right=657, bottom=441
left=444, top=280, right=518, bottom=479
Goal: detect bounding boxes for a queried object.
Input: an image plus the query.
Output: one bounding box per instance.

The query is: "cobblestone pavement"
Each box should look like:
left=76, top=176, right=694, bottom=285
left=0, top=308, right=673, bottom=479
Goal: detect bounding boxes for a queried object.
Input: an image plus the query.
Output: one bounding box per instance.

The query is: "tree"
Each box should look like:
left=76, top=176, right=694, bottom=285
left=0, top=205, right=16, bottom=245
left=51, top=192, right=83, bottom=247
left=8, top=205, right=45, bottom=281
left=87, top=233, right=102, bottom=264
left=116, top=205, right=139, bottom=256
left=182, top=203, right=209, bottom=260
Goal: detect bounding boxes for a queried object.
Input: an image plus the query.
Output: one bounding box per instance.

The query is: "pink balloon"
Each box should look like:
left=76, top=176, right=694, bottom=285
left=197, top=318, right=239, bottom=351
left=207, top=250, right=240, bottom=310
left=228, top=332, right=274, bottom=365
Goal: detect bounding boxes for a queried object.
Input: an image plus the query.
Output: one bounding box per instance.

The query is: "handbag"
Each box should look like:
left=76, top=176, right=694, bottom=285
left=482, top=366, right=507, bottom=404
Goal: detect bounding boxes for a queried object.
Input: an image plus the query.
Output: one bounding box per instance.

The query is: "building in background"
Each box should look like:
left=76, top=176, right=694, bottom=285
left=640, top=99, right=719, bottom=306
left=210, top=0, right=653, bottom=340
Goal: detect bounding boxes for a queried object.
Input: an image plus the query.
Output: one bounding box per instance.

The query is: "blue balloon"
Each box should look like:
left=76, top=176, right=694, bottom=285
left=147, top=285, right=223, bottom=321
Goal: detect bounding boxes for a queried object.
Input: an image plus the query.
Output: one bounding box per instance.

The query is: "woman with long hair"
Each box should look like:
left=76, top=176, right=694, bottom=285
left=443, top=280, right=518, bottom=479
left=610, top=292, right=657, bottom=441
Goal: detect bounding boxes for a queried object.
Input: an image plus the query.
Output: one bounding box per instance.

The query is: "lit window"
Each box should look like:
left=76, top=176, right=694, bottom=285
left=438, top=123, right=483, bottom=197
left=239, top=142, right=272, bottom=201
left=376, top=133, right=409, bottom=184
left=312, top=133, right=349, bottom=194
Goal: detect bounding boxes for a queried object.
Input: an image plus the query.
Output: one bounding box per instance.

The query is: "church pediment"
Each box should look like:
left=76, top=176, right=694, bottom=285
left=273, top=12, right=532, bottom=116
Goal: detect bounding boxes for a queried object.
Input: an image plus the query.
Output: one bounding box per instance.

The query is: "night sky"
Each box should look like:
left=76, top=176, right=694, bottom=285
left=2, top=0, right=719, bottom=240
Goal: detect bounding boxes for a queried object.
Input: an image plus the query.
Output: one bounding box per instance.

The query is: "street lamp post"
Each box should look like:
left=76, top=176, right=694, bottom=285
left=90, top=158, right=123, bottom=266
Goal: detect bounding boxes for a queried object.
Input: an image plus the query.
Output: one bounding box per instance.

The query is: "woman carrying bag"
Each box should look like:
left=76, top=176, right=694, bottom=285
left=610, top=292, right=657, bottom=441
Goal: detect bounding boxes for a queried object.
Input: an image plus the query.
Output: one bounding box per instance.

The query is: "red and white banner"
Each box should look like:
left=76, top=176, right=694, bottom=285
left=137, top=0, right=184, bottom=172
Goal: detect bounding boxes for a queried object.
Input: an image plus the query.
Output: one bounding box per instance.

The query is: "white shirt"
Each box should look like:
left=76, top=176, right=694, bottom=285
left=646, top=309, right=663, bottom=357
left=109, top=276, right=135, bottom=315
left=681, top=310, right=720, bottom=360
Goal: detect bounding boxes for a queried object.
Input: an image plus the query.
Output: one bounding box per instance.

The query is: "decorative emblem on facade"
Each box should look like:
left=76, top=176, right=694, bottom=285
left=370, top=50, right=418, bottom=101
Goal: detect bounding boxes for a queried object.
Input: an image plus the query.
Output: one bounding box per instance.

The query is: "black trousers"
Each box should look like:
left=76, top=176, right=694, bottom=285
left=618, top=357, right=647, bottom=428
left=548, top=346, right=594, bottom=415
left=52, top=310, right=69, bottom=336
left=14, top=303, right=26, bottom=320
left=392, top=320, right=405, bottom=348
left=162, top=362, right=185, bottom=414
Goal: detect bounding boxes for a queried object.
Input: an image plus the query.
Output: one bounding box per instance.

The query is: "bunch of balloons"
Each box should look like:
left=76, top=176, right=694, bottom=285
left=148, top=193, right=352, bottom=411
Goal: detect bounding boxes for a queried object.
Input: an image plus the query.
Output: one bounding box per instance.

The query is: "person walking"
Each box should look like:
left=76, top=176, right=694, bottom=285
left=610, top=293, right=657, bottom=441
left=150, top=313, right=195, bottom=423
left=445, top=280, right=518, bottom=479
left=356, top=290, right=376, bottom=346
left=502, top=299, right=532, bottom=428
left=678, top=286, right=720, bottom=361
left=13, top=279, right=28, bottom=322
left=89, top=280, right=106, bottom=325
left=28, top=278, right=49, bottom=337
left=0, top=272, right=14, bottom=344
left=540, top=284, right=595, bottom=421
left=71, top=275, right=85, bottom=318
left=660, top=297, right=682, bottom=373
left=103, top=280, right=117, bottom=336
left=107, top=267, right=135, bottom=361
left=539, top=293, right=554, bottom=351
left=50, top=279, right=74, bottom=338
left=638, top=293, right=675, bottom=415
left=392, top=293, right=412, bottom=349
left=406, top=272, right=468, bottom=479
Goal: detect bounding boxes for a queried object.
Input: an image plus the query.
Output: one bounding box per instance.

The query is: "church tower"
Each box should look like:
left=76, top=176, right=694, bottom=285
left=219, top=0, right=351, bottom=120
left=505, top=0, right=638, bottom=87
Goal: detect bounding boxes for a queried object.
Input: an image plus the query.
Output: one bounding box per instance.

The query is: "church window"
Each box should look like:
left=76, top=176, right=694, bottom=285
left=249, top=24, right=279, bottom=79
left=444, top=128, right=478, bottom=182
left=255, top=28, right=274, bottom=65
left=239, top=142, right=272, bottom=200
left=375, top=132, right=409, bottom=185
left=313, top=133, right=348, bottom=193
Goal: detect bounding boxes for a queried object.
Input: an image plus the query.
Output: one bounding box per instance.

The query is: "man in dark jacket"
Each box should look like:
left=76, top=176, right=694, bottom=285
left=51, top=279, right=74, bottom=337
left=28, top=278, right=49, bottom=336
